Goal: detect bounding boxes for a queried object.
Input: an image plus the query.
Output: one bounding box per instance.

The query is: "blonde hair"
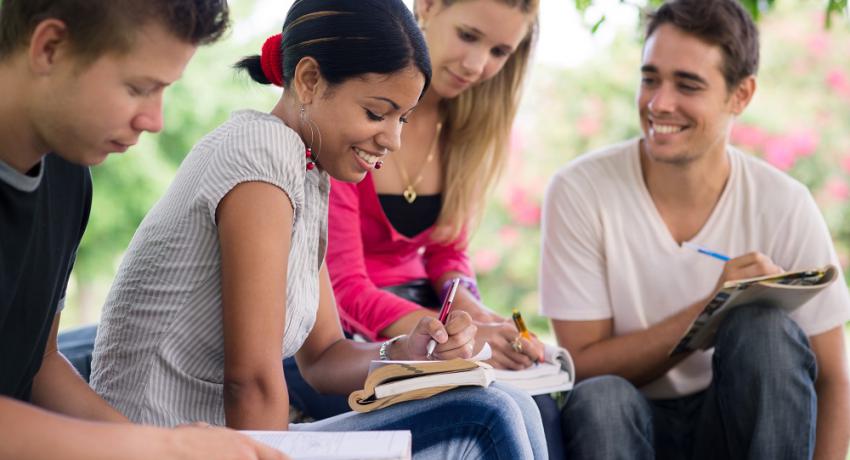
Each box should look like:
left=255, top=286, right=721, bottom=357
left=424, top=0, right=539, bottom=242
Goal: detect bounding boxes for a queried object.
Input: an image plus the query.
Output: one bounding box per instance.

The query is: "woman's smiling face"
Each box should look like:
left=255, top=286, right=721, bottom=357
left=305, top=65, right=426, bottom=183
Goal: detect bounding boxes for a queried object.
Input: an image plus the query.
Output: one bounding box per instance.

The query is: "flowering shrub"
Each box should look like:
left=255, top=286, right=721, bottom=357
left=472, top=4, right=850, bottom=333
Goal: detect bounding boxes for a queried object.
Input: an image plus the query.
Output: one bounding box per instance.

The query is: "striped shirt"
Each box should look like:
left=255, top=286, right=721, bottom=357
left=90, top=110, right=329, bottom=426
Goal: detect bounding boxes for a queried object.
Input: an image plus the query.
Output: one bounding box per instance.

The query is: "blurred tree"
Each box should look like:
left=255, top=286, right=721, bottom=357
left=573, top=0, right=847, bottom=30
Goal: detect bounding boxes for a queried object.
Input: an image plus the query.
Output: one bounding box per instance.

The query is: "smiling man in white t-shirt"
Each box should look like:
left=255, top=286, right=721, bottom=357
left=540, top=0, right=850, bottom=458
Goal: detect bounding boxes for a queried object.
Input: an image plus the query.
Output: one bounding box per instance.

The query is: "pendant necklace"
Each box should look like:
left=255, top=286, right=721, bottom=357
left=395, top=122, right=442, bottom=204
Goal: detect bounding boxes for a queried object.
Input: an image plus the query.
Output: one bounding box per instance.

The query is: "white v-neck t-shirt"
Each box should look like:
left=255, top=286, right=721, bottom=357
left=540, top=139, right=850, bottom=399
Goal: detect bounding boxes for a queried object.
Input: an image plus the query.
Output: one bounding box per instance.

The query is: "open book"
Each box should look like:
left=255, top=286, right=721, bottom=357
left=348, top=359, right=494, bottom=413
left=671, top=265, right=837, bottom=355
left=242, top=430, right=411, bottom=460
left=492, top=343, right=575, bottom=395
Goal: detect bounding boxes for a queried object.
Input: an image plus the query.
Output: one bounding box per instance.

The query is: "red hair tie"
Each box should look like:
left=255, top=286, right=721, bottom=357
left=260, top=33, right=284, bottom=87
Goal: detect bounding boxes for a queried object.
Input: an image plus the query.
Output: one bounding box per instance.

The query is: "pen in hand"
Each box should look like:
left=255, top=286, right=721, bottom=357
left=682, top=241, right=730, bottom=262
left=512, top=309, right=543, bottom=362
left=426, top=278, right=460, bottom=359
left=511, top=309, right=531, bottom=340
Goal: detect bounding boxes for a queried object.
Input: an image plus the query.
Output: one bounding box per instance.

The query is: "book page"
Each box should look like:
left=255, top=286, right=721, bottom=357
left=242, top=430, right=411, bottom=460
left=368, top=343, right=492, bottom=373
left=493, top=362, right=562, bottom=380
left=490, top=344, right=575, bottom=395
left=374, top=365, right=494, bottom=399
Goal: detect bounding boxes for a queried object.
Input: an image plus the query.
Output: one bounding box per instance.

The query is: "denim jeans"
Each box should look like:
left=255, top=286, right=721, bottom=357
left=284, top=356, right=353, bottom=420
left=57, top=324, right=98, bottom=382
left=561, top=304, right=818, bottom=460
left=293, top=382, right=548, bottom=460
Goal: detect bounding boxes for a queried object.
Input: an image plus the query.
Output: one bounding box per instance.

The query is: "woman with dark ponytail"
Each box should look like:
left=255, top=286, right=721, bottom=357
left=89, top=1, right=546, bottom=458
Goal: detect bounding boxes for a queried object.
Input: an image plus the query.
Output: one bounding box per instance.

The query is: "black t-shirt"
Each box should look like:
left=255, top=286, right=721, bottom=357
left=0, top=154, right=91, bottom=401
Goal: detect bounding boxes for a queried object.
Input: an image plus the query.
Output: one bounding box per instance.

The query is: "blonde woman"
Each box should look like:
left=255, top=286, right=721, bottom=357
left=285, top=0, right=564, bottom=457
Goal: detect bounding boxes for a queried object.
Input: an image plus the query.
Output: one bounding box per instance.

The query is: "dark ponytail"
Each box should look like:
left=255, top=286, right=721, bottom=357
left=234, top=55, right=271, bottom=85
left=235, top=0, right=430, bottom=92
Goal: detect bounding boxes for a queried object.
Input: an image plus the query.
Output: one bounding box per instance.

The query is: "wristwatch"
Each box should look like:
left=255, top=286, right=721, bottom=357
left=379, top=334, right=407, bottom=361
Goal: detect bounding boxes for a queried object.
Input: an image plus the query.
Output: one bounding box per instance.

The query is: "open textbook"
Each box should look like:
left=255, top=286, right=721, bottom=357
left=349, top=358, right=495, bottom=413
left=671, top=265, right=837, bottom=355
left=492, top=343, right=575, bottom=395
left=242, top=430, right=411, bottom=460
left=349, top=343, right=574, bottom=413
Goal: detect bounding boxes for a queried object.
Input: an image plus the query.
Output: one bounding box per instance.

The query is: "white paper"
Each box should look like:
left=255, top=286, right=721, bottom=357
left=242, top=430, right=411, bottom=460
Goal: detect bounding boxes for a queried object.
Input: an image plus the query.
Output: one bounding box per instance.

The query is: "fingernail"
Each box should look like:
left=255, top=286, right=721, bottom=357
left=436, top=331, right=447, bottom=341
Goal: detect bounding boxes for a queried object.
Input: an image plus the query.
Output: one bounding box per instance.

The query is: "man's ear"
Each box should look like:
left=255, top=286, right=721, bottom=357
left=729, top=75, right=756, bottom=115
left=292, top=56, right=323, bottom=106
left=28, top=19, right=71, bottom=75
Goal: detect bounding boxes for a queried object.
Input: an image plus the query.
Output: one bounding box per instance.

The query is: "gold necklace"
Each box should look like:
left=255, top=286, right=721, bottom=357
left=395, top=122, right=442, bottom=204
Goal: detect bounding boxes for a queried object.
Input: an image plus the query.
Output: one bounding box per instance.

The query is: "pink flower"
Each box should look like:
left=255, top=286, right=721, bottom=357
left=731, top=124, right=767, bottom=149
left=807, top=33, right=830, bottom=57
left=787, top=129, right=819, bottom=157
left=498, top=227, right=520, bottom=247
left=473, top=249, right=501, bottom=273
left=509, top=125, right=526, bottom=155
left=825, top=178, right=850, bottom=202
left=506, top=122, right=529, bottom=173
left=506, top=186, right=542, bottom=227
left=841, top=155, right=850, bottom=175
left=826, top=69, right=850, bottom=98
left=763, top=137, right=797, bottom=171
left=577, top=115, right=601, bottom=138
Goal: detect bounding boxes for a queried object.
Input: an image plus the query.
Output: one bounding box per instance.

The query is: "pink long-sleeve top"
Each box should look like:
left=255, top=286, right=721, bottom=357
left=326, top=173, right=473, bottom=341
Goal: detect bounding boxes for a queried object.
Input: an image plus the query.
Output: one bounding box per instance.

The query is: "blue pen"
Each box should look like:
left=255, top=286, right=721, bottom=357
left=682, top=241, right=731, bottom=262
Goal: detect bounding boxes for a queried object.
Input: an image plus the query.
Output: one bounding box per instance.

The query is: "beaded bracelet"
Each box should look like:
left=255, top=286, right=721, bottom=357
left=440, top=275, right=480, bottom=303
left=379, top=334, right=406, bottom=361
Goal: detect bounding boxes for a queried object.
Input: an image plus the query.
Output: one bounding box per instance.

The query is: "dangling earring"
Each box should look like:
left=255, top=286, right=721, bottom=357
left=300, top=105, right=322, bottom=171
left=374, top=148, right=387, bottom=170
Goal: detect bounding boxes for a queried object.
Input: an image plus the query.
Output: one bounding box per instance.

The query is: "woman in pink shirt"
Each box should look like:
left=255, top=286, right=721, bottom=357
left=285, top=0, right=565, bottom=458
left=331, top=0, right=542, bottom=368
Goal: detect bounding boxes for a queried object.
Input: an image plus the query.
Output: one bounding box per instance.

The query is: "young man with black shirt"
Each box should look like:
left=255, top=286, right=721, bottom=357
left=0, top=1, right=285, bottom=458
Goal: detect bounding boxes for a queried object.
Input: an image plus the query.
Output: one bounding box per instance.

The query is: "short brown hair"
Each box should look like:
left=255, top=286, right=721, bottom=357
left=646, top=0, right=759, bottom=89
left=0, top=0, right=230, bottom=60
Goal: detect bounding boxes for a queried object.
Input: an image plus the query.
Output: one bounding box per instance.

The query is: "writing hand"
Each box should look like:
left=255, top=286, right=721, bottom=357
left=477, top=321, right=542, bottom=370
left=715, top=251, right=783, bottom=291
left=400, top=311, right=477, bottom=360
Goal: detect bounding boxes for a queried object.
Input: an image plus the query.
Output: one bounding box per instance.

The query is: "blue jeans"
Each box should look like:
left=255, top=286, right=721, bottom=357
left=285, top=354, right=563, bottom=457
left=57, top=324, right=98, bottom=382
left=284, top=356, right=352, bottom=419
left=561, top=304, right=818, bottom=460
left=293, top=382, right=548, bottom=460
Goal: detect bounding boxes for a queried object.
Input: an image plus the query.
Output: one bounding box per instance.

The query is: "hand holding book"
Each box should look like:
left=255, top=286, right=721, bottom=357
left=673, top=245, right=836, bottom=354
left=672, top=245, right=836, bottom=354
